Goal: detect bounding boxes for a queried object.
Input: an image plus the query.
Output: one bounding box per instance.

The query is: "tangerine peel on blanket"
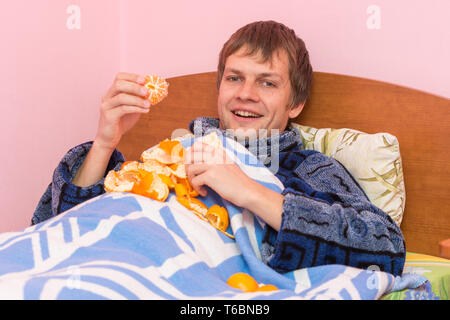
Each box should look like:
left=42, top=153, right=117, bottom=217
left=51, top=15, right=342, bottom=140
left=104, top=133, right=234, bottom=238
left=226, top=273, right=259, bottom=292
left=205, top=205, right=234, bottom=239
left=140, top=139, right=185, bottom=164
left=143, top=74, right=169, bottom=105
left=104, top=169, right=143, bottom=192
left=132, top=171, right=169, bottom=202
left=256, top=284, right=279, bottom=292
left=226, top=273, right=279, bottom=292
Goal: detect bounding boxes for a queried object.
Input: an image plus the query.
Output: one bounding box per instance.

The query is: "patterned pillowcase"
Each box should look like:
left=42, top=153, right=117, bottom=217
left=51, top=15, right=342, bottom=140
left=291, top=123, right=406, bottom=226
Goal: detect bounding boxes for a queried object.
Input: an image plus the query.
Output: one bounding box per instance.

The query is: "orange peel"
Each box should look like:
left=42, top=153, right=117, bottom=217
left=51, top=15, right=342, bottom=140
left=143, top=74, right=169, bottom=105
left=176, top=178, right=199, bottom=198
left=158, top=174, right=176, bottom=190
left=104, top=169, right=144, bottom=193
left=168, top=162, right=186, bottom=179
left=104, top=134, right=234, bottom=239
left=226, top=273, right=259, bottom=292
left=140, top=159, right=172, bottom=177
left=205, top=205, right=234, bottom=239
left=174, top=183, right=189, bottom=199
left=120, top=160, right=140, bottom=172
left=176, top=196, right=209, bottom=222
left=140, top=139, right=184, bottom=164
left=256, top=284, right=279, bottom=292
left=226, top=273, right=278, bottom=292
left=132, top=171, right=169, bottom=202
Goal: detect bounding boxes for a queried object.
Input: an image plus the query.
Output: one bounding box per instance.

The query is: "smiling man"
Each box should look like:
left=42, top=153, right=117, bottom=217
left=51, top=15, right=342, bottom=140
left=32, top=21, right=406, bottom=276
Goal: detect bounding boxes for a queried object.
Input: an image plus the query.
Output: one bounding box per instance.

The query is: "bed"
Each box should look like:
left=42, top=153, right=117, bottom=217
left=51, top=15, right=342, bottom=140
left=0, top=71, right=448, bottom=300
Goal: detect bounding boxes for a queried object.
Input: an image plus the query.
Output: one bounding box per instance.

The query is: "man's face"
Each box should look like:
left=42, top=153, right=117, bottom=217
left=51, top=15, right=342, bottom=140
left=217, top=47, right=303, bottom=138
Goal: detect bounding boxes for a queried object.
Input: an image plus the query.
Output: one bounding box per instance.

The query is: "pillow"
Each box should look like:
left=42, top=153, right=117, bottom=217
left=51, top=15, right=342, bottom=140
left=291, top=123, right=406, bottom=227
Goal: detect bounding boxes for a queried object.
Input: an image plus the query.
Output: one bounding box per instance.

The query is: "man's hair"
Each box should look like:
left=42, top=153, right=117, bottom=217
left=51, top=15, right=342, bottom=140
left=217, top=20, right=313, bottom=108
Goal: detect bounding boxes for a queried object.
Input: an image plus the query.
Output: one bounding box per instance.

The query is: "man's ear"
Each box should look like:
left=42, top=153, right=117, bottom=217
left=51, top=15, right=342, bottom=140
left=288, top=101, right=305, bottom=119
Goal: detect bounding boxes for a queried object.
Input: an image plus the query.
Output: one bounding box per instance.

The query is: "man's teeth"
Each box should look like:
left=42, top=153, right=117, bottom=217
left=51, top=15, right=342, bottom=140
left=233, top=110, right=262, bottom=118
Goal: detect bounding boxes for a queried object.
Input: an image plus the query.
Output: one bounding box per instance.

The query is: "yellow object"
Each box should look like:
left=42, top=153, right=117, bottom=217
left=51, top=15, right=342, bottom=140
left=226, top=273, right=259, bottom=292
left=226, top=273, right=279, bottom=292
left=256, top=284, right=278, bottom=291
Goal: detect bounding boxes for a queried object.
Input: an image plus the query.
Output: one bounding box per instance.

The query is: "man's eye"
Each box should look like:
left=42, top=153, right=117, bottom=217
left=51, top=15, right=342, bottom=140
left=262, top=81, right=275, bottom=87
left=227, top=76, right=240, bottom=82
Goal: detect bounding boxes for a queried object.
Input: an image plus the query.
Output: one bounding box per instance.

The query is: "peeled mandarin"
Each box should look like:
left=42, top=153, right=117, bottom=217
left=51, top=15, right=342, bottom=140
left=143, top=74, right=169, bottom=105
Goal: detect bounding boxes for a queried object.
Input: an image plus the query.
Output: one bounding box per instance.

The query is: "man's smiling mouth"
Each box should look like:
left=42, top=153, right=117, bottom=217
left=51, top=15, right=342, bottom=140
left=232, top=110, right=263, bottom=118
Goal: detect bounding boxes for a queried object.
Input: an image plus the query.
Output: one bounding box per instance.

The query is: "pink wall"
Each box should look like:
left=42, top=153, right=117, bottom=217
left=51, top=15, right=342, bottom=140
left=123, top=0, right=449, bottom=98
left=1, top=0, right=449, bottom=233
left=0, top=0, right=120, bottom=232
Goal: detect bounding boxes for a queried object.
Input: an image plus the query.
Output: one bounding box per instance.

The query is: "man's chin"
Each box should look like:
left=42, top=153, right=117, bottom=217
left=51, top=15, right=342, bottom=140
left=232, top=128, right=259, bottom=140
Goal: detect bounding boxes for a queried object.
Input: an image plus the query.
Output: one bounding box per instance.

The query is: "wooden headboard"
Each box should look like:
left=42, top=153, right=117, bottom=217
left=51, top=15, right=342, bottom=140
left=118, top=71, right=450, bottom=257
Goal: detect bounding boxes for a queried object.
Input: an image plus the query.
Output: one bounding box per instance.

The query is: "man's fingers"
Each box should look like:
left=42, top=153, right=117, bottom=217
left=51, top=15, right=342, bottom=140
left=102, top=93, right=150, bottom=111
left=186, top=142, right=228, bottom=164
left=185, top=149, right=206, bottom=164
left=115, top=72, right=147, bottom=84
left=104, top=79, right=149, bottom=102
left=185, top=163, right=208, bottom=177
left=108, top=105, right=150, bottom=118
left=103, top=74, right=148, bottom=101
left=185, top=163, right=209, bottom=197
left=188, top=173, right=208, bottom=197
left=191, top=142, right=215, bottom=153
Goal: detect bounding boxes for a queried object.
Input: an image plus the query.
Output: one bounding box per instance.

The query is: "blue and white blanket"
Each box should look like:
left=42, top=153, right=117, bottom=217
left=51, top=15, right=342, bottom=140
left=0, top=135, right=423, bottom=299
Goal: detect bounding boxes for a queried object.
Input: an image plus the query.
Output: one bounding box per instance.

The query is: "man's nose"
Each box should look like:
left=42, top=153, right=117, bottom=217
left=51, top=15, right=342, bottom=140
left=236, top=81, right=259, bottom=102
